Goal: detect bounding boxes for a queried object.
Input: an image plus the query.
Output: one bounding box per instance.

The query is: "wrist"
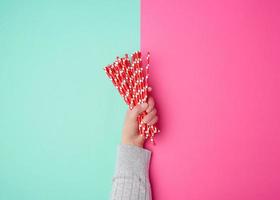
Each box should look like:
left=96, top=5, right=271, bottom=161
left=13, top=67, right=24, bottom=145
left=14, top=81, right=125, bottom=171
left=122, top=138, right=144, bottom=148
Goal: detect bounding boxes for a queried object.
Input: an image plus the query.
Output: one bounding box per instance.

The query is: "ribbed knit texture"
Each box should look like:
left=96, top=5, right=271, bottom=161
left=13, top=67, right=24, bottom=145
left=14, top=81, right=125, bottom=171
left=111, top=144, right=152, bottom=200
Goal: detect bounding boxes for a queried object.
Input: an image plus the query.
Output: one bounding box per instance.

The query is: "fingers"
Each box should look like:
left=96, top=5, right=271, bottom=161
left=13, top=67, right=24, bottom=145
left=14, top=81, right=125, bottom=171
left=146, top=96, right=155, bottom=113
left=143, top=95, right=158, bottom=125
left=129, top=103, right=148, bottom=120
left=127, top=93, right=158, bottom=126
left=148, top=87, right=152, bottom=92
left=147, top=116, right=158, bottom=125
left=142, top=108, right=157, bottom=125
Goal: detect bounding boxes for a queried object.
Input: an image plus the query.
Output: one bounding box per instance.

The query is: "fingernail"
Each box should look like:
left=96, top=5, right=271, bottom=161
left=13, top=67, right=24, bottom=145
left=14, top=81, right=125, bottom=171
left=141, top=103, right=148, bottom=108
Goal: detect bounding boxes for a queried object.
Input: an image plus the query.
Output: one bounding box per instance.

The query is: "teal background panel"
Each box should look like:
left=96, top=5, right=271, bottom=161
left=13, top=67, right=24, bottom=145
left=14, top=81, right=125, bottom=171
left=0, top=0, right=139, bottom=199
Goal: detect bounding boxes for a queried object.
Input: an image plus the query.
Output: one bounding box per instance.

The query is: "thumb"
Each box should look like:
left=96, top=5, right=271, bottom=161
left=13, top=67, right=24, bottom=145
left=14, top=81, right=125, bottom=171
left=130, top=103, right=148, bottom=120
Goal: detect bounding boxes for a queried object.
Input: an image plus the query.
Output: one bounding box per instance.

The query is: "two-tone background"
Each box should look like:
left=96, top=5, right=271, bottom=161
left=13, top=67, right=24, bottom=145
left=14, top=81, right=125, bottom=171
left=1, top=0, right=280, bottom=199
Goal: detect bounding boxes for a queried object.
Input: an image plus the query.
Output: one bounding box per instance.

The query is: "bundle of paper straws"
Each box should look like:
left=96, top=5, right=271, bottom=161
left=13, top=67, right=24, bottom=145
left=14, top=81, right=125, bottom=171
left=104, top=51, right=160, bottom=143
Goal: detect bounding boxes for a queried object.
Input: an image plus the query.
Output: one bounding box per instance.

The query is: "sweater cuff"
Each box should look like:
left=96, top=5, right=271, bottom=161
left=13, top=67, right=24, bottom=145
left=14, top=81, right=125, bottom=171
left=115, top=144, right=152, bottom=178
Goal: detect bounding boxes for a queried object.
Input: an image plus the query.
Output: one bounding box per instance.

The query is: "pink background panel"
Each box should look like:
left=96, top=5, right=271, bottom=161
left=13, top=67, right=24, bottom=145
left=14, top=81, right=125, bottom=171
left=142, top=0, right=280, bottom=199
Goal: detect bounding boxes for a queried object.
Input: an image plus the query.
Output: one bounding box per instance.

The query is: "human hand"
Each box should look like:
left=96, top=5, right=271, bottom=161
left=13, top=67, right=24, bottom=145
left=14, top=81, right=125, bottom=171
left=122, top=88, right=158, bottom=148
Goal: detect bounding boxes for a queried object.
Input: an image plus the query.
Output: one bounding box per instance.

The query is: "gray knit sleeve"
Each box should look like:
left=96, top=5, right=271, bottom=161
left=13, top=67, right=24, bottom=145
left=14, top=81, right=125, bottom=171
left=110, top=144, right=152, bottom=200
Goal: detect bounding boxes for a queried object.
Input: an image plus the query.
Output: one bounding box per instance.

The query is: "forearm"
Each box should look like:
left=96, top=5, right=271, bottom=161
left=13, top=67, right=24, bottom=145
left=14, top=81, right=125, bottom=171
left=111, top=144, right=152, bottom=200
